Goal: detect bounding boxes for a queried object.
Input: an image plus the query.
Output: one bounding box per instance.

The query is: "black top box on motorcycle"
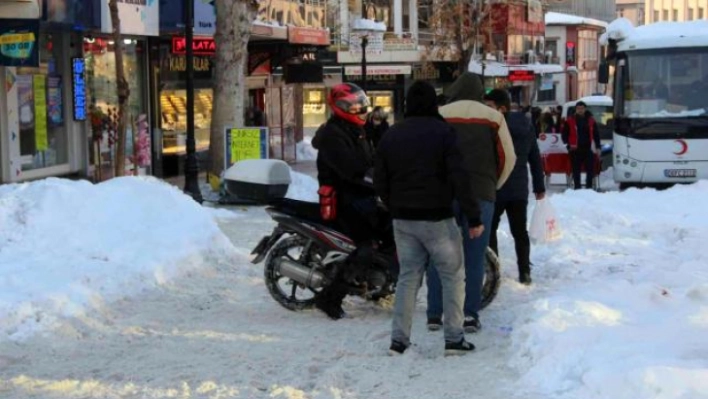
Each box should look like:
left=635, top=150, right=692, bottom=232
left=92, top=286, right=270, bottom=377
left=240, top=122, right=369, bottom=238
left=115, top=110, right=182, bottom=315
left=223, top=159, right=292, bottom=203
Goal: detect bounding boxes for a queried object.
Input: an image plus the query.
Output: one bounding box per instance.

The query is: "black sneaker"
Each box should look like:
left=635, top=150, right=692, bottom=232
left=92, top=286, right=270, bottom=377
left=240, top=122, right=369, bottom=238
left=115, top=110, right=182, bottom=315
left=427, top=317, right=442, bottom=331
left=389, top=341, right=409, bottom=355
left=463, top=316, right=482, bottom=333
left=444, top=339, right=475, bottom=356
left=520, top=273, right=532, bottom=285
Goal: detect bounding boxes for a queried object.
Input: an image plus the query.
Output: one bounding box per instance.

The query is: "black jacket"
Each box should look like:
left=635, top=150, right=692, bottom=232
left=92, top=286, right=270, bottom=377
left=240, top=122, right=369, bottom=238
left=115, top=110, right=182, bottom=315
left=364, top=119, right=389, bottom=150
left=497, top=112, right=545, bottom=202
left=312, top=116, right=375, bottom=199
left=374, top=116, right=481, bottom=227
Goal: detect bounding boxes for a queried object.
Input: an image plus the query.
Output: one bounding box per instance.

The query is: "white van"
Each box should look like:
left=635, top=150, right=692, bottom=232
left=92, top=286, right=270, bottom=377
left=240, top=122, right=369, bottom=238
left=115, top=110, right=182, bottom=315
left=561, top=95, right=614, bottom=142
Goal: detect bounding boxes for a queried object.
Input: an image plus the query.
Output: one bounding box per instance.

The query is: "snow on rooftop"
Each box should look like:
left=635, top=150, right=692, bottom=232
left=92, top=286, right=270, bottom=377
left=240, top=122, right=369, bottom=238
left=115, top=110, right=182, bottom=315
left=601, top=18, right=708, bottom=47
left=600, top=17, right=635, bottom=45
left=545, top=12, right=608, bottom=29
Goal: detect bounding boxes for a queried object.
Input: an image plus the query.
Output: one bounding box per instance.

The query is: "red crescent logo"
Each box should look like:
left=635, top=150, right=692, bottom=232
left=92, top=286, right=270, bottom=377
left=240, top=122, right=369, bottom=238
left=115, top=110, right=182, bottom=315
left=674, top=139, right=688, bottom=156
left=551, top=135, right=559, bottom=144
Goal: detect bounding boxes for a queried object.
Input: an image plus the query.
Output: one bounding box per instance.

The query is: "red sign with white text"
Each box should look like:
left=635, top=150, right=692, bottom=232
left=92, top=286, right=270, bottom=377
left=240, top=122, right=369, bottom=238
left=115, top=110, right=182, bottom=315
left=171, top=37, right=216, bottom=56
left=508, top=70, right=535, bottom=82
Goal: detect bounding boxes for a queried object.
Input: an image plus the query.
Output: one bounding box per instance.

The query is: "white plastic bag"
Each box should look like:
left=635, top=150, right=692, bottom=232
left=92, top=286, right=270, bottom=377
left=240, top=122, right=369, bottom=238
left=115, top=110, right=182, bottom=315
left=529, top=198, right=562, bottom=243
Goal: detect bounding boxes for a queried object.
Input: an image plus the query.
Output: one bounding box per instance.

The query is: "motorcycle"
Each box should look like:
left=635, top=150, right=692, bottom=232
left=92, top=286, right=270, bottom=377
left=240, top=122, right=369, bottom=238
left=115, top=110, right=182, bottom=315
left=251, top=198, right=501, bottom=312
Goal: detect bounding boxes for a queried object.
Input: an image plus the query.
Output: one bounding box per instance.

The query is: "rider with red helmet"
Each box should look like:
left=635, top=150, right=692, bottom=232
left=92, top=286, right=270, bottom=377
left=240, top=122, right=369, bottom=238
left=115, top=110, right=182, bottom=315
left=311, top=83, right=380, bottom=319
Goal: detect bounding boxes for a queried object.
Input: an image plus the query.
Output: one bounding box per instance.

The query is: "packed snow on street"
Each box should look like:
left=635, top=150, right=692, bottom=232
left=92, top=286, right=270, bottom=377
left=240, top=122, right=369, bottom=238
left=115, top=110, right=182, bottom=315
left=0, top=173, right=706, bottom=399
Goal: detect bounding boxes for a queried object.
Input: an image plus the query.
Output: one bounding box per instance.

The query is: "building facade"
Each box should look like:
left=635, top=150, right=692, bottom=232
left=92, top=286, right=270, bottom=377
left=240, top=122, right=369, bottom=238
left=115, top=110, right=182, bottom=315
left=616, top=0, right=645, bottom=26
left=544, top=12, right=608, bottom=105
left=645, top=0, right=708, bottom=23
left=546, top=0, right=617, bottom=22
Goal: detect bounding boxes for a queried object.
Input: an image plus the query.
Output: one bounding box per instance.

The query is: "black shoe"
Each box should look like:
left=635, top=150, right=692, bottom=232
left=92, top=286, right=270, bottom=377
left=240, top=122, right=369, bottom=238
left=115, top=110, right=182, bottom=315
left=444, top=339, right=475, bottom=356
left=462, top=316, right=482, bottom=334
left=463, top=316, right=482, bottom=333
left=427, top=317, right=442, bottom=331
left=389, top=341, right=409, bottom=355
left=520, top=273, right=532, bottom=285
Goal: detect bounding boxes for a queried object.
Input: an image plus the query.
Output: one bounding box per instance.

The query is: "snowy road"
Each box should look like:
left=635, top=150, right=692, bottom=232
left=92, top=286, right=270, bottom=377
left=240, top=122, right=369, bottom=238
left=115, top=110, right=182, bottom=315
left=0, top=206, right=532, bottom=399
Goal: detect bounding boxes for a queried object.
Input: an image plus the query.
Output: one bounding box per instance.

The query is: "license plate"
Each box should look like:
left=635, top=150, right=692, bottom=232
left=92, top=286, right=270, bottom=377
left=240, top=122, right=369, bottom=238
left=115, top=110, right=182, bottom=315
left=664, top=169, right=697, bottom=178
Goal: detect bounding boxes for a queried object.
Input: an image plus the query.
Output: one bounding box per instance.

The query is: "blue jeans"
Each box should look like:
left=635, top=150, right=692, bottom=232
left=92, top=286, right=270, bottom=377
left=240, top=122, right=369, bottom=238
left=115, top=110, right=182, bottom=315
left=391, top=219, right=465, bottom=345
left=426, top=200, right=494, bottom=320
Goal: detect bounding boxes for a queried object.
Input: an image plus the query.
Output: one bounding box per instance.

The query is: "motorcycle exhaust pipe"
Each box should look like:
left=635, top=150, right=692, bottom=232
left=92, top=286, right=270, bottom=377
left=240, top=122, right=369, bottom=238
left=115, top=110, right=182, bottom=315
left=275, top=258, right=326, bottom=289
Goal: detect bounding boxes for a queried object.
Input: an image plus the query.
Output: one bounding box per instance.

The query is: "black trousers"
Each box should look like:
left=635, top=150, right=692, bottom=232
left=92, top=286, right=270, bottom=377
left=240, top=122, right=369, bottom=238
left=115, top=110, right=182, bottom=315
left=570, top=148, right=596, bottom=189
left=489, top=200, right=531, bottom=277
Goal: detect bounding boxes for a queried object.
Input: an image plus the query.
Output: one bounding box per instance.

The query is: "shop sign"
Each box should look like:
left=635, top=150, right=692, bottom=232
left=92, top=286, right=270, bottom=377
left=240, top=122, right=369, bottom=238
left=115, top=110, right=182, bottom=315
left=508, top=69, right=534, bottom=82
left=194, top=0, right=216, bottom=36
left=344, top=65, right=412, bottom=76
left=101, top=0, right=159, bottom=36
left=167, top=55, right=212, bottom=72
left=0, top=19, right=39, bottom=67
left=0, top=0, right=40, bottom=19
left=72, top=57, right=87, bottom=121
left=172, top=36, right=216, bottom=56
left=288, top=26, right=329, bottom=46
left=33, top=75, right=48, bottom=151
left=224, top=127, right=269, bottom=169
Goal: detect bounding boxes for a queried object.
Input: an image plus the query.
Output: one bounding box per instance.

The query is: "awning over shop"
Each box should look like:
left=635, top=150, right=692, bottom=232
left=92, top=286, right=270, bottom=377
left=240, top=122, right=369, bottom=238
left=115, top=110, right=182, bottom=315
left=469, top=60, right=565, bottom=77
left=0, top=0, right=40, bottom=19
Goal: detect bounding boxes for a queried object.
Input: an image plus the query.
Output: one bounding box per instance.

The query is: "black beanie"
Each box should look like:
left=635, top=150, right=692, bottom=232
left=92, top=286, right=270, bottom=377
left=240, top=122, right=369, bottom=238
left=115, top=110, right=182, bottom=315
left=404, top=80, right=443, bottom=119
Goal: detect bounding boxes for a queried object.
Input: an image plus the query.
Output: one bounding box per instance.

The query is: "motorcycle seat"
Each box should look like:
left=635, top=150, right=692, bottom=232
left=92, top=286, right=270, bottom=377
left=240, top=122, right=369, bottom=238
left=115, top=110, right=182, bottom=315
left=269, top=198, right=325, bottom=224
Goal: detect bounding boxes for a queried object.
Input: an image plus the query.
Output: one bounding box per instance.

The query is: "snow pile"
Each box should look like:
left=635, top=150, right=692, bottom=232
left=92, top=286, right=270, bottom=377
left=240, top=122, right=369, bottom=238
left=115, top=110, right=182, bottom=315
left=0, top=177, right=236, bottom=342
left=296, top=136, right=318, bottom=161
left=600, top=17, right=635, bottom=45
left=508, top=182, right=708, bottom=398
left=286, top=171, right=319, bottom=203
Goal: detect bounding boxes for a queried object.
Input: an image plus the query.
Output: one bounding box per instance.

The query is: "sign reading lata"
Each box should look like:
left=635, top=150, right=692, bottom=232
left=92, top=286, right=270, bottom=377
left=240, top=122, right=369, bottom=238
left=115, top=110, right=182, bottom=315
left=172, top=37, right=216, bottom=56
left=508, top=69, right=535, bottom=82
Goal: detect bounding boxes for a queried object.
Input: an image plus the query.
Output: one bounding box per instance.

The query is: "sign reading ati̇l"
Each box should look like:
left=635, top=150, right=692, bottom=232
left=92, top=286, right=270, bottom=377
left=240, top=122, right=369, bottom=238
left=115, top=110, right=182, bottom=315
left=224, top=127, right=269, bottom=169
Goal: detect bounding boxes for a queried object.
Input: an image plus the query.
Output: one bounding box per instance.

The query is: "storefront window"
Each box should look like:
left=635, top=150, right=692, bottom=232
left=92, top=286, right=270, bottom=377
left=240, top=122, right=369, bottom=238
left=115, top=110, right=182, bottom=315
left=85, top=38, right=146, bottom=119
left=15, top=32, right=68, bottom=171
left=158, top=41, right=214, bottom=156
left=369, top=91, right=395, bottom=124
left=160, top=88, right=212, bottom=154
left=84, top=37, right=148, bottom=176
left=303, top=87, right=326, bottom=127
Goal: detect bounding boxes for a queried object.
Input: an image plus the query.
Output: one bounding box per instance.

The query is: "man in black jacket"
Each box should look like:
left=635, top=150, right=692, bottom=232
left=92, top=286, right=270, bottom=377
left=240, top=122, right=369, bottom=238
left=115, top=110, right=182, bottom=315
left=484, top=89, right=545, bottom=285
left=311, top=83, right=378, bottom=320
left=375, top=81, right=483, bottom=356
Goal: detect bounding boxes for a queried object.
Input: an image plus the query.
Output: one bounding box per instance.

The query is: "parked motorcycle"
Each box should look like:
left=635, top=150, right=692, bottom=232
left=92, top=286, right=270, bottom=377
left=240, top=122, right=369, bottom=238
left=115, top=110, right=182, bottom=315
left=251, top=198, right=501, bottom=312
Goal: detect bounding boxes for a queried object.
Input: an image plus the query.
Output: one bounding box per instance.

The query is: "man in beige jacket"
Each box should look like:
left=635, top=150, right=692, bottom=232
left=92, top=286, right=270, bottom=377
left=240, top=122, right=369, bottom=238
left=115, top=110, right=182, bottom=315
left=427, top=72, right=516, bottom=333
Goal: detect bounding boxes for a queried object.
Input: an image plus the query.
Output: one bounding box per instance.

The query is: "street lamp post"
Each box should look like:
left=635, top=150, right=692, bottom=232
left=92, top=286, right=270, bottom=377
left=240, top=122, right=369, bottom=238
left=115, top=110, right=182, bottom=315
left=361, top=35, right=368, bottom=91
left=183, top=0, right=203, bottom=203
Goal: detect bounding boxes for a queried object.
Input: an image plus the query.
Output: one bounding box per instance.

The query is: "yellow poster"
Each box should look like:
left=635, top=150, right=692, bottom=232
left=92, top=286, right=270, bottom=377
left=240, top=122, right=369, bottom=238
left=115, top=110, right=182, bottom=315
left=33, top=74, right=48, bottom=151
left=228, top=128, right=264, bottom=164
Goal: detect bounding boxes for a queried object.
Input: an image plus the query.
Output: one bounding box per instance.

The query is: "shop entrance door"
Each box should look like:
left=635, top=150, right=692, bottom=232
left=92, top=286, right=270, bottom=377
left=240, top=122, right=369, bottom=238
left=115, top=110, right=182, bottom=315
left=368, top=91, right=395, bottom=124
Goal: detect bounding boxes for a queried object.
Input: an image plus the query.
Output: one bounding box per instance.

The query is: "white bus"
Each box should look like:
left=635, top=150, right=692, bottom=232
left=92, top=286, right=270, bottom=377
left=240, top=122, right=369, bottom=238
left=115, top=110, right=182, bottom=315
left=599, top=19, right=708, bottom=189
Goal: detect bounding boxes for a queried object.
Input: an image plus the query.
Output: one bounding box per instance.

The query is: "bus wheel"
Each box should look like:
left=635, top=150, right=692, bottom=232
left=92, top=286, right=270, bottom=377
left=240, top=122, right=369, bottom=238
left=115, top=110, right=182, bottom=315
left=619, top=183, right=634, bottom=191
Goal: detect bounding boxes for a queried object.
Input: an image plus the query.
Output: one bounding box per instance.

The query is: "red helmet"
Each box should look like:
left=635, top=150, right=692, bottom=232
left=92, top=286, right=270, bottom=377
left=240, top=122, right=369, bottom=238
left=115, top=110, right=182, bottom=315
left=328, top=83, right=370, bottom=126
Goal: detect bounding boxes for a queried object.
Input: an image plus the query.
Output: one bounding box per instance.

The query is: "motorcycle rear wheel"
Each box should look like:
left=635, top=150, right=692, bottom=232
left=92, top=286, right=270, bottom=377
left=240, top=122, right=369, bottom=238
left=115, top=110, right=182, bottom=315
left=480, top=247, right=501, bottom=310
left=264, top=235, right=324, bottom=311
